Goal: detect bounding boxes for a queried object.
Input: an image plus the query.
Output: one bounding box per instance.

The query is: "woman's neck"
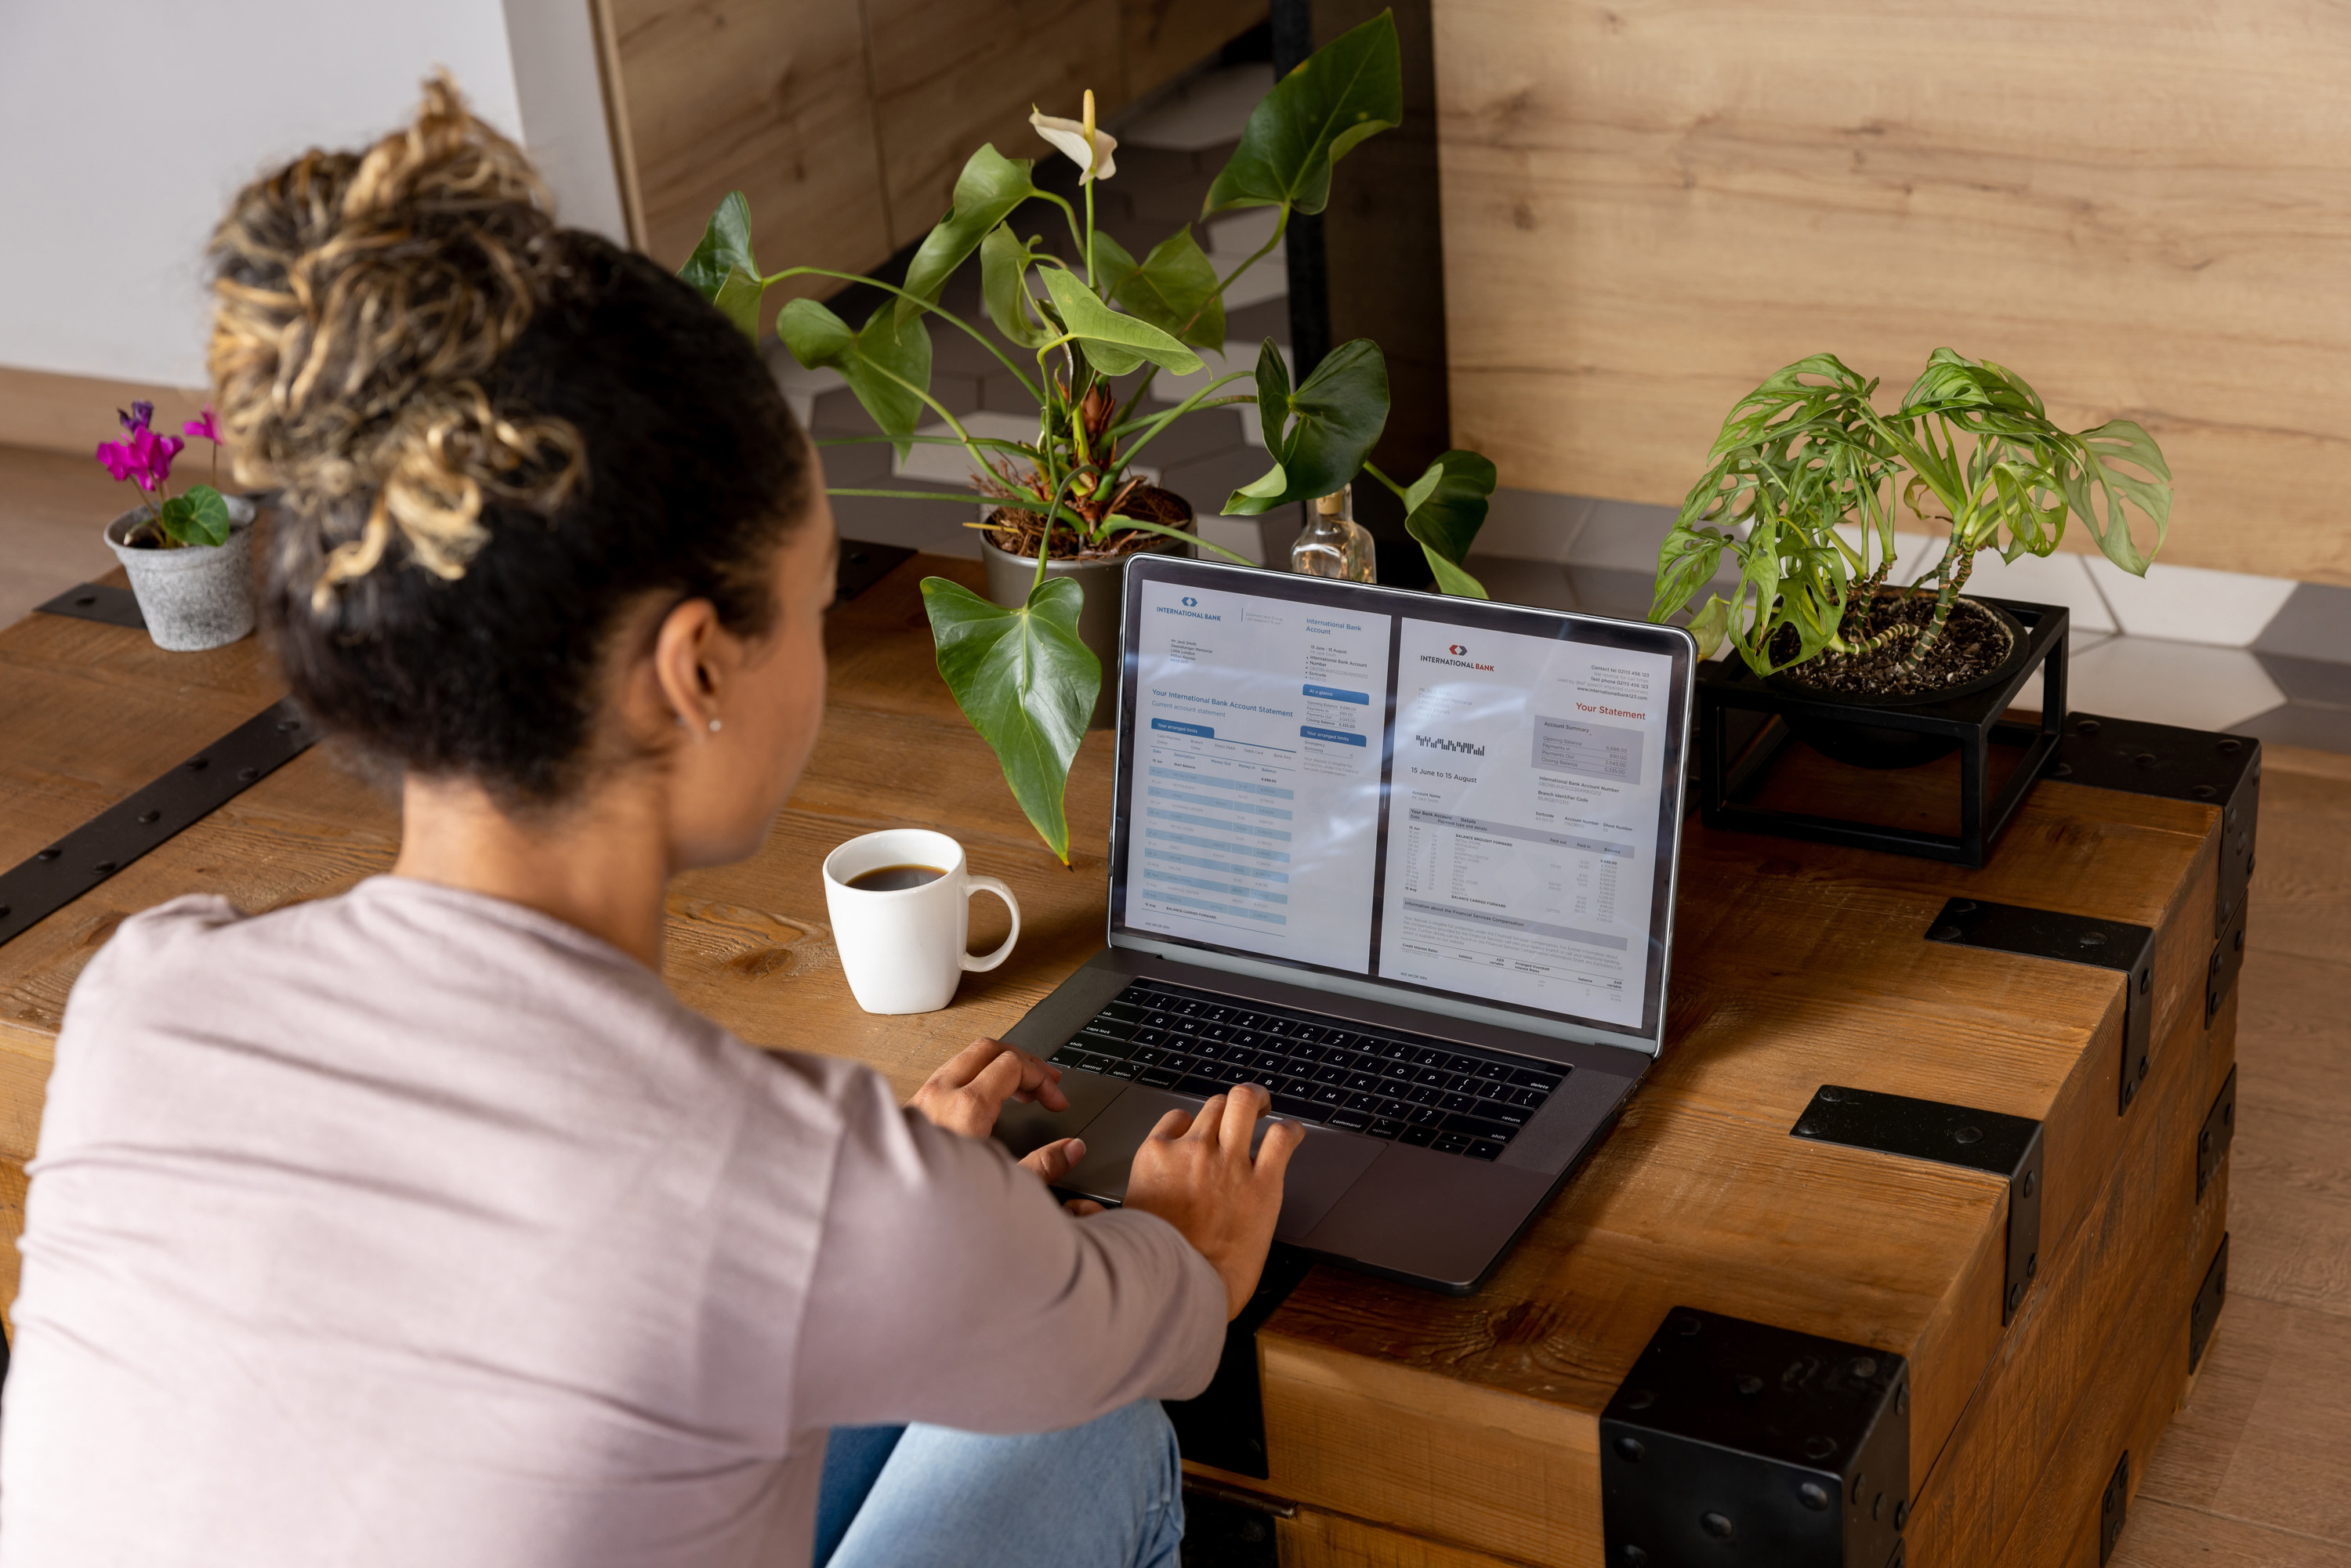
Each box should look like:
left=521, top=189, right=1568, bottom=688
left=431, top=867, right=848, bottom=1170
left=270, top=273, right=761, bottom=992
left=391, top=773, right=673, bottom=969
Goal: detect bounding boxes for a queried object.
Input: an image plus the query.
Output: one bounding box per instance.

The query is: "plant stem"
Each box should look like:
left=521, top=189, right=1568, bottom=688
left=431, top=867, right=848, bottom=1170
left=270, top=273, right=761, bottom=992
left=858, top=363, right=1007, bottom=485
left=1362, top=460, right=1411, bottom=502
left=1189, top=203, right=1291, bottom=340
left=1097, top=515, right=1255, bottom=566
left=1897, top=545, right=1975, bottom=669
left=760, top=266, right=1043, bottom=404
left=1114, top=375, right=1256, bottom=467
left=1084, top=179, right=1096, bottom=288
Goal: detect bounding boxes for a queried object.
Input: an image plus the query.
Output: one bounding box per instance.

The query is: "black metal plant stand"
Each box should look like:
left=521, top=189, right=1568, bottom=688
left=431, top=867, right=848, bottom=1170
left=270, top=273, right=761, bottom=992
left=1694, top=598, right=2070, bottom=867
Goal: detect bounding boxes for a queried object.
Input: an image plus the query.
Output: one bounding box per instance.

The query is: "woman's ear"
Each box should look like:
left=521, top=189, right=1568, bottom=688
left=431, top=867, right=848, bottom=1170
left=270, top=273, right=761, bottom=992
left=649, top=596, right=727, bottom=736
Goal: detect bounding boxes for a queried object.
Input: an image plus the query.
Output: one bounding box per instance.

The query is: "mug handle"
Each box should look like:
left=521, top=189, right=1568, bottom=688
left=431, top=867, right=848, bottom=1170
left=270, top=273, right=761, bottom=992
left=962, top=876, right=1021, bottom=972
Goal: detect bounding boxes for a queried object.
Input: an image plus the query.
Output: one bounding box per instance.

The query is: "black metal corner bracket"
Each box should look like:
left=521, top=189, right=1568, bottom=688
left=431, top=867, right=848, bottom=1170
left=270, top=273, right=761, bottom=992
left=2190, top=1233, right=2230, bottom=1374
left=831, top=540, right=915, bottom=605
left=1794, top=1085, right=2045, bottom=1324
left=36, top=581, right=147, bottom=628
left=1165, top=1244, right=1313, bottom=1479
left=1603, top=1307, right=1909, bottom=1568
left=1925, top=897, right=2155, bottom=1115
left=2045, top=713, right=2261, bottom=1023
left=0, top=699, right=316, bottom=950
left=2099, top=1450, right=2130, bottom=1565
left=2197, top=1066, right=2237, bottom=1203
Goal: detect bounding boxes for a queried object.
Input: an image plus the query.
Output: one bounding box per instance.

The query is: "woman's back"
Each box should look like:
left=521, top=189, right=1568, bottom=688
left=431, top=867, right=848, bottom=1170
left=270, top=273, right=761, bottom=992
left=1, top=879, right=1221, bottom=1566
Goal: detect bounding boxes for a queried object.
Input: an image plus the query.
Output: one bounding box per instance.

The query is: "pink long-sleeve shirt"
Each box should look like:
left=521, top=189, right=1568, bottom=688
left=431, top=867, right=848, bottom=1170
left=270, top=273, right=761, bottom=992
left=0, top=878, right=1225, bottom=1566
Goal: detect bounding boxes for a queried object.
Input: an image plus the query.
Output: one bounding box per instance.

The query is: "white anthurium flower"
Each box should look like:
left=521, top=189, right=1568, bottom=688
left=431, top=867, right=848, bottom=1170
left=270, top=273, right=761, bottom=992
left=1031, top=89, right=1117, bottom=183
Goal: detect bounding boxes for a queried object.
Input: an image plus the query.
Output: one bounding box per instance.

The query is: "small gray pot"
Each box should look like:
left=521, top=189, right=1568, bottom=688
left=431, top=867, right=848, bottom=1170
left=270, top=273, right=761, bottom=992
left=105, top=496, right=259, bottom=652
left=980, top=506, right=1193, bottom=730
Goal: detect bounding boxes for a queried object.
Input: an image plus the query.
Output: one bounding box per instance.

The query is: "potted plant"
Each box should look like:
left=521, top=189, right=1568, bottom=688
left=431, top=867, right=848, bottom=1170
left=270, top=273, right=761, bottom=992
left=677, top=10, right=1501, bottom=862
left=1648, top=349, right=2172, bottom=768
left=95, top=402, right=258, bottom=651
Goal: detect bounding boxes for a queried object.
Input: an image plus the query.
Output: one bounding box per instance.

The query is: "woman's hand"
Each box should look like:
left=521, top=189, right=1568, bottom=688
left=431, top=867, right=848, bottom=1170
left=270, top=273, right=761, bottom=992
left=1123, top=1086, right=1303, bottom=1319
left=910, top=1037, right=1068, bottom=1139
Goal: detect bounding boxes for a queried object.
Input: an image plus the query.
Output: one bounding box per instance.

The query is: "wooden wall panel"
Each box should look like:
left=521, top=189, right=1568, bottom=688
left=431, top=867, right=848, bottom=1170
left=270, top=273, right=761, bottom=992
left=1431, top=1, right=2351, bottom=584
left=1121, top=0, right=1268, bottom=100
left=600, top=0, right=893, bottom=295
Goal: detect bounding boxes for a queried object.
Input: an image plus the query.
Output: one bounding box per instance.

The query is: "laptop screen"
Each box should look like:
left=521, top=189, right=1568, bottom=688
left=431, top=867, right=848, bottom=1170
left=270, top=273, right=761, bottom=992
left=1108, top=558, right=1695, bottom=1051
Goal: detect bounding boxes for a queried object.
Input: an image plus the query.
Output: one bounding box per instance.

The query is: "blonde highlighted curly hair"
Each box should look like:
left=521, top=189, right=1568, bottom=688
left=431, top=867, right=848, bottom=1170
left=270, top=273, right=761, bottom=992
left=207, top=74, right=583, bottom=611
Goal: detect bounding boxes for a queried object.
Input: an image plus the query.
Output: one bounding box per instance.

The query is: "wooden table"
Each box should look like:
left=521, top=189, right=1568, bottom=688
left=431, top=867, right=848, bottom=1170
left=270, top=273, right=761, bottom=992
left=0, top=555, right=2247, bottom=1568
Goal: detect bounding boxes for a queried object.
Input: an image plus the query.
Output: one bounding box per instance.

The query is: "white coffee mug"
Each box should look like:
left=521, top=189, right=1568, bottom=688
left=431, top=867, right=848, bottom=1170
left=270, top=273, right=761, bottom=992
left=821, top=828, right=1021, bottom=1014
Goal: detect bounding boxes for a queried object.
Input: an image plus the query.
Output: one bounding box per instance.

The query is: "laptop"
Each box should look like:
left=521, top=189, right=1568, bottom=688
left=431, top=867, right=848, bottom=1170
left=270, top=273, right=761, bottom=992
left=992, top=556, right=1697, bottom=1293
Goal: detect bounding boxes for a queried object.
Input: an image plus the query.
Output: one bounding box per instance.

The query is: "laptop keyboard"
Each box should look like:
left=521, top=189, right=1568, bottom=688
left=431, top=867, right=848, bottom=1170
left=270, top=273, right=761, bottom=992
left=1045, top=978, right=1567, bottom=1161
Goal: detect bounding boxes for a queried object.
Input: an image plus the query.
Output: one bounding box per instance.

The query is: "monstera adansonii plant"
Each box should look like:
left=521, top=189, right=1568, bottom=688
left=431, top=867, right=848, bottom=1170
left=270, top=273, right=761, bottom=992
left=679, top=9, right=1499, bottom=860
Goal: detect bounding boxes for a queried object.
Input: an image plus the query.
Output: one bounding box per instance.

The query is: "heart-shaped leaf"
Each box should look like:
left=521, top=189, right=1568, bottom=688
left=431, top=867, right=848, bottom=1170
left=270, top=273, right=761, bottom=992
left=711, top=263, right=765, bottom=342
left=1222, top=338, right=1389, bottom=515
left=1203, top=11, right=1402, bottom=218
left=1039, top=268, right=1203, bottom=379
left=980, top=224, right=1052, bottom=348
left=779, top=298, right=934, bottom=458
left=1097, top=228, right=1225, bottom=349
left=897, top=146, right=1041, bottom=329
left=921, top=574, right=1101, bottom=863
left=1401, top=450, right=1495, bottom=597
left=679, top=192, right=757, bottom=303
left=157, top=485, right=234, bottom=549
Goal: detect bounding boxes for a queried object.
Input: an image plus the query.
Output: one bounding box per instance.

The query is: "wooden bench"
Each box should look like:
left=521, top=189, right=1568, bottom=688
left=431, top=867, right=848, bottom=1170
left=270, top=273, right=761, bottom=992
left=0, top=554, right=2251, bottom=1567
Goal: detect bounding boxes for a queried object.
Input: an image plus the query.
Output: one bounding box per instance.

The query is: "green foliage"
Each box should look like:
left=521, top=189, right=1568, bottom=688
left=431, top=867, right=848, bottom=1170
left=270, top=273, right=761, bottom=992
left=921, top=574, right=1099, bottom=864
left=1650, top=349, right=2172, bottom=675
left=1094, top=228, right=1225, bottom=349
left=154, top=485, right=232, bottom=549
left=679, top=192, right=755, bottom=302
left=1400, top=451, right=1496, bottom=599
left=896, top=147, right=1041, bottom=328
left=980, top=224, right=1053, bottom=348
left=1038, top=268, right=1203, bottom=379
left=1203, top=11, right=1403, bottom=217
left=777, top=298, right=933, bottom=459
left=1223, top=339, right=1389, bottom=515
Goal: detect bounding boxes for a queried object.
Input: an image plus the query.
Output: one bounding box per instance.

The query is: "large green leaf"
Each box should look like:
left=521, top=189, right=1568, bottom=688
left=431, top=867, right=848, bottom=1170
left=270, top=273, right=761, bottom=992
left=1223, top=338, right=1389, bottom=515
left=1096, top=228, right=1225, bottom=349
left=778, top=298, right=934, bottom=458
left=711, top=264, right=765, bottom=341
left=679, top=192, right=757, bottom=302
left=157, top=485, right=232, bottom=549
left=1039, top=268, right=1203, bottom=378
left=2063, top=418, right=2172, bottom=575
left=1203, top=11, right=1402, bottom=217
left=1401, top=450, right=1495, bottom=597
left=980, top=224, right=1052, bottom=348
left=897, top=146, right=1041, bottom=328
left=921, top=574, right=1100, bottom=863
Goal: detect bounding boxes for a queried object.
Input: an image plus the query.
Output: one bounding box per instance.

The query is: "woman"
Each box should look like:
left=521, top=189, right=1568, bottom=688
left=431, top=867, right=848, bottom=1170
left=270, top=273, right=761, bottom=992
left=0, top=83, right=1299, bottom=1567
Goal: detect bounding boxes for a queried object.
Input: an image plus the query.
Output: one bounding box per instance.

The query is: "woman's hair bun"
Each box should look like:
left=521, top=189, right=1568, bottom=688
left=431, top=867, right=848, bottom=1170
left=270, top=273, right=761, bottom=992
left=208, top=74, right=585, bottom=610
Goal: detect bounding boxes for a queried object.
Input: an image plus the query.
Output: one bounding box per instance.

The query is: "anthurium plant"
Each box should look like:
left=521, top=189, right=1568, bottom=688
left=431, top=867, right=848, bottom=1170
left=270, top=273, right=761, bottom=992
left=96, top=402, right=234, bottom=549
left=1650, top=349, right=2172, bottom=677
left=680, top=9, right=1501, bottom=861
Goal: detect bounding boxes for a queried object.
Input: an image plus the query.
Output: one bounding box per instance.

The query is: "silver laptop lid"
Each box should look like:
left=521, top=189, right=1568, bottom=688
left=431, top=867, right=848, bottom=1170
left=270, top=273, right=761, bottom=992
left=1105, top=556, right=1697, bottom=1057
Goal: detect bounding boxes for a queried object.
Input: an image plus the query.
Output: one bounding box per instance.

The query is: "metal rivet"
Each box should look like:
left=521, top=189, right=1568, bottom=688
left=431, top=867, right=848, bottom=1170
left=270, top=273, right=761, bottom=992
left=0, top=906, right=9, bottom=920
left=2219, top=738, right=2241, bottom=754
left=237, top=767, right=259, bottom=783
left=186, top=758, right=208, bottom=772
left=2134, top=751, right=2158, bottom=768
left=1954, top=1125, right=1983, bottom=1146
left=1929, top=925, right=1961, bottom=941
left=1850, top=1356, right=1878, bottom=1378
left=2193, top=784, right=2216, bottom=799
left=1795, top=1119, right=1820, bottom=1136
left=74, top=594, right=96, bottom=607
left=1852, top=1471, right=1867, bottom=1505
left=1803, top=1435, right=1838, bottom=1460
left=2077, top=719, right=2101, bottom=735
left=1701, top=1512, right=1734, bottom=1541
left=137, top=809, right=160, bottom=824
left=2235, top=929, right=2244, bottom=953
left=1896, top=1500, right=1911, bottom=1530
left=1621, top=1546, right=1649, bottom=1566
left=2139, top=1057, right=2150, bottom=1081
left=1736, top=1374, right=1762, bottom=1396
left=2027, top=1253, right=2038, bottom=1280
left=1874, top=1492, right=1886, bottom=1522
left=1673, top=1314, right=1702, bottom=1337
left=1799, top=1482, right=1831, bottom=1511
left=1626, top=1388, right=1656, bottom=1410
left=2078, top=930, right=2106, bottom=947
left=2224, top=1103, right=2233, bottom=1126
left=2123, top=1078, right=2137, bottom=1104
left=2008, top=1281, right=2024, bottom=1313
left=1951, top=900, right=1977, bottom=914
left=2141, top=969, right=2152, bottom=994
left=2050, top=761, right=2075, bottom=777
left=277, top=719, right=300, bottom=733
left=1614, top=1436, right=1645, bottom=1462
left=1896, top=1383, right=1910, bottom=1416
left=93, top=861, right=116, bottom=875
left=37, top=848, right=60, bottom=862
left=2021, top=1171, right=2036, bottom=1199
left=1819, top=1086, right=1845, bottom=1103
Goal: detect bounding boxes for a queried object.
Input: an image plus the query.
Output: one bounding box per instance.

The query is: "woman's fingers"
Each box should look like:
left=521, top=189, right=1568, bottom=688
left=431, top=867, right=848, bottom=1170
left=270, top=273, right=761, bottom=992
left=930, top=1037, right=1004, bottom=1092
left=1219, top=1083, right=1270, bottom=1152
left=1063, top=1198, right=1107, bottom=1218
left=1019, top=1135, right=1086, bottom=1185
left=1254, top=1116, right=1306, bottom=1183
left=1183, top=1092, right=1231, bottom=1146
left=1150, top=1106, right=1196, bottom=1142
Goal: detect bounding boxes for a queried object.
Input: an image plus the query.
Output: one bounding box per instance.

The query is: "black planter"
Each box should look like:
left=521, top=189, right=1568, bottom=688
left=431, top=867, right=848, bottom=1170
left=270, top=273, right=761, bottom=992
left=1694, top=597, right=2069, bottom=867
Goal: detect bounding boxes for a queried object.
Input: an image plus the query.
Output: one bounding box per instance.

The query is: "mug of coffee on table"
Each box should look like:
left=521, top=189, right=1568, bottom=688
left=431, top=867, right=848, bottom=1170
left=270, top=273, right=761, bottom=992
left=821, top=828, right=1020, bottom=1014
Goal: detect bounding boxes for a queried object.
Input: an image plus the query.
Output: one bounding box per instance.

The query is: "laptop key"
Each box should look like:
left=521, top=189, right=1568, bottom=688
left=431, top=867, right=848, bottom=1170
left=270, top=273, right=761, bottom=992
left=1482, top=1103, right=1528, bottom=1127
left=1439, top=1092, right=1477, bottom=1114
left=1367, top=1119, right=1406, bottom=1139
left=1328, top=1110, right=1371, bottom=1132
left=1176, top=1074, right=1225, bottom=1097
left=1107, top=1062, right=1139, bottom=1079
left=1138, top=1068, right=1179, bottom=1088
left=1446, top=1114, right=1518, bottom=1143
left=1313, top=1085, right=1349, bottom=1108
left=1343, top=1092, right=1381, bottom=1113
left=1466, top=1139, right=1507, bottom=1162
left=1510, top=1067, right=1564, bottom=1090
left=1400, top=1125, right=1438, bottom=1147
left=1345, top=1072, right=1382, bottom=1093
left=1273, top=1093, right=1324, bottom=1122
left=1049, top=1045, right=1091, bottom=1068
left=1433, top=1132, right=1472, bottom=1155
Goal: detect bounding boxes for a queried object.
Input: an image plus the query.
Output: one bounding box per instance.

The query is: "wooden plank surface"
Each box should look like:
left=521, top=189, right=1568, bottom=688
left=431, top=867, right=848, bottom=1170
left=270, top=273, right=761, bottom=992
left=0, top=553, right=2248, bottom=1565
left=1429, top=0, right=2351, bottom=584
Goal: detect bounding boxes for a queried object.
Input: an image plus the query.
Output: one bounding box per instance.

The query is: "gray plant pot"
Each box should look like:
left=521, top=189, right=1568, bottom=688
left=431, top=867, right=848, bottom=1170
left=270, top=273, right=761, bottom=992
left=979, top=508, right=1194, bottom=730
left=104, top=497, right=259, bottom=652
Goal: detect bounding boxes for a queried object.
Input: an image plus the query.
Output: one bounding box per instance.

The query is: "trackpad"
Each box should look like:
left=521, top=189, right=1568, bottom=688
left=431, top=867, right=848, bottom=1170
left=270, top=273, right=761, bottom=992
left=1056, top=1088, right=1382, bottom=1240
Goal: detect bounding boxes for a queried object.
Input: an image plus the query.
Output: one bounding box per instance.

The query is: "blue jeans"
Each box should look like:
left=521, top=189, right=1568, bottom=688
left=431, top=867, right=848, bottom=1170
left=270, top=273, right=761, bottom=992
left=815, top=1400, right=1185, bottom=1568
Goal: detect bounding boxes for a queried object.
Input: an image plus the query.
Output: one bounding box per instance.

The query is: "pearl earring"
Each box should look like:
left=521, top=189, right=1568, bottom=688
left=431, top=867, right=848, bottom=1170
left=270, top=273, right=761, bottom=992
left=708, top=719, right=723, bottom=733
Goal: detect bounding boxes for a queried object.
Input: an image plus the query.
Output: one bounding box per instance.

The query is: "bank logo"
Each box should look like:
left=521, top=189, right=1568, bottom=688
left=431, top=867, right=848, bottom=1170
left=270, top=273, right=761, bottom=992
left=1447, top=643, right=1467, bottom=656
left=1182, top=596, right=1198, bottom=607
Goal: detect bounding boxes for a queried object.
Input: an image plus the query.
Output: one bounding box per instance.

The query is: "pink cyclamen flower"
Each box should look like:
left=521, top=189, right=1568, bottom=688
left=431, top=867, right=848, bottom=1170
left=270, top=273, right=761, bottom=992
left=94, top=426, right=183, bottom=491
left=118, top=400, right=154, bottom=436
left=96, top=439, right=139, bottom=483
left=183, top=406, right=221, bottom=444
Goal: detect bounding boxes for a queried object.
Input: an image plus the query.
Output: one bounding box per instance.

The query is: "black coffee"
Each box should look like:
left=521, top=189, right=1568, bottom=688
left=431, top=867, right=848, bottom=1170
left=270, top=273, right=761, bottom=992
left=846, top=864, right=947, bottom=892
